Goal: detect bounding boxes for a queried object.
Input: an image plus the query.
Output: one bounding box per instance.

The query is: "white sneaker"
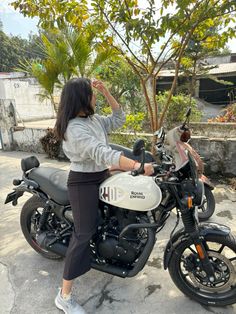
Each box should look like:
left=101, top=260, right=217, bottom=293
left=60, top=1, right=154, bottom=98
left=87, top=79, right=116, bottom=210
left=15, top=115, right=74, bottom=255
left=55, top=289, right=87, bottom=314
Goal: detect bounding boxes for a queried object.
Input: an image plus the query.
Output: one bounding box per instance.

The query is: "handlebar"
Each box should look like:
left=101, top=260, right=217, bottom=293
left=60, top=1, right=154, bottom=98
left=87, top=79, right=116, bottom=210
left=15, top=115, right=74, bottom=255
left=131, top=148, right=145, bottom=176
left=180, top=107, right=191, bottom=130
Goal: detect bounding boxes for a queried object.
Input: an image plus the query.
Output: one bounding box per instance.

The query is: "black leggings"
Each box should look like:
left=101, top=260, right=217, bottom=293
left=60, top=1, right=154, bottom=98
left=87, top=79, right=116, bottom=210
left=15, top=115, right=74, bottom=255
left=63, top=169, right=109, bottom=281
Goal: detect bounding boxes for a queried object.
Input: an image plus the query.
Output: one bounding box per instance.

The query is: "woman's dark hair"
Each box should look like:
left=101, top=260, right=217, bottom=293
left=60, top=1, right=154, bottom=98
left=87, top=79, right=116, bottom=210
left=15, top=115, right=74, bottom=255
left=55, top=77, right=94, bottom=140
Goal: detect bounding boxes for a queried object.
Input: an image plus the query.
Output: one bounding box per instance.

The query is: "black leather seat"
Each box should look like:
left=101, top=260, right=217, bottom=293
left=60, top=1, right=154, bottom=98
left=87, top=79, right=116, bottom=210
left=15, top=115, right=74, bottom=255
left=28, top=167, right=69, bottom=205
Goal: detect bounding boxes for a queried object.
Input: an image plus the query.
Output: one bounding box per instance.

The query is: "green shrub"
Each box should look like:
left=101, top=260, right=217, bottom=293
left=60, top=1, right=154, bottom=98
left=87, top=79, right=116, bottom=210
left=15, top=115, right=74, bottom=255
left=157, top=92, right=202, bottom=128
left=109, top=133, right=152, bottom=151
left=40, top=128, right=61, bottom=159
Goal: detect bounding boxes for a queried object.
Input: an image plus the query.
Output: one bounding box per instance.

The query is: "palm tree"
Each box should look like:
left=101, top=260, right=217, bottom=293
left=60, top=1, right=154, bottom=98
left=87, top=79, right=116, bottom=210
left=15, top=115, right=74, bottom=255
left=17, top=26, right=117, bottom=113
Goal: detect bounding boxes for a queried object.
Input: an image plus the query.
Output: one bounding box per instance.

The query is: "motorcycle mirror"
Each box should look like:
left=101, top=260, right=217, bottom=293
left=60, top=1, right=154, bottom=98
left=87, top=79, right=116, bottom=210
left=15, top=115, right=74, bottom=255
left=133, top=139, right=145, bottom=156
left=181, top=107, right=192, bottom=130
left=186, top=107, right=191, bottom=118
left=180, top=130, right=191, bottom=142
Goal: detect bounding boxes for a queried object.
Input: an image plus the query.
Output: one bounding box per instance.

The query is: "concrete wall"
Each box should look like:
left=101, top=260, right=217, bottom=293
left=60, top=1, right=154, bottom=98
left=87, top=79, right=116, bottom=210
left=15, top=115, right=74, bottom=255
left=190, top=137, right=236, bottom=177
left=7, top=126, right=236, bottom=177
left=0, top=77, right=55, bottom=122
left=190, top=122, right=236, bottom=138
left=0, top=96, right=235, bottom=176
left=12, top=128, right=47, bottom=153
left=0, top=99, right=17, bottom=150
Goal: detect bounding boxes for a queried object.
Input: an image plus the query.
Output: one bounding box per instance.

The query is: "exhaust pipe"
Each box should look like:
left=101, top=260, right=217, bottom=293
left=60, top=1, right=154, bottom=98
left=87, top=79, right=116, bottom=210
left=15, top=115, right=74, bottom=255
left=37, top=232, right=67, bottom=257
left=47, top=242, right=67, bottom=257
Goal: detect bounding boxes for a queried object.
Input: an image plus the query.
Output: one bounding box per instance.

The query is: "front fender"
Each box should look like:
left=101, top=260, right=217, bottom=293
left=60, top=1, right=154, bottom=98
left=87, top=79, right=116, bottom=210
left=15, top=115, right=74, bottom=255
left=201, top=175, right=214, bottom=190
left=163, top=222, right=231, bottom=270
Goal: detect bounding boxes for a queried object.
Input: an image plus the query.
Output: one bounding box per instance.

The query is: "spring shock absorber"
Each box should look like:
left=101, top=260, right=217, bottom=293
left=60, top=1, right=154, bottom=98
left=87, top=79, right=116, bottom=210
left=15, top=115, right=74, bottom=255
left=38, top=203, right=51, bottom=231
left=181, top=197, right=197, bottom=234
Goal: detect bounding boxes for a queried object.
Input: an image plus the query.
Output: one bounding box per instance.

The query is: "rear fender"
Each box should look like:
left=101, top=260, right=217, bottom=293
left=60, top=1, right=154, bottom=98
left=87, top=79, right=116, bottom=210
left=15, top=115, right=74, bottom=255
left=5, top=183, right=47, bottom=206
left=163, top=222, right=231, bottom=270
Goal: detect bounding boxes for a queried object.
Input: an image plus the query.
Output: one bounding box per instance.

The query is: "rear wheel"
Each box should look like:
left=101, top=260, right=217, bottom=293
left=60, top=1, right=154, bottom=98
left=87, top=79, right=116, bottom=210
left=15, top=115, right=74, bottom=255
left=20, top=196, right=62, bottom=259
left=168, top=234, right=236, bottom=306
left=198, top=185, right=215, bottom=221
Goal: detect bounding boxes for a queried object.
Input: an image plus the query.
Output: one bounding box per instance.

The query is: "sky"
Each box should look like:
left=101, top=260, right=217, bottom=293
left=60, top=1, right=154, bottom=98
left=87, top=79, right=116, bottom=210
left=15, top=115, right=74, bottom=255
left=0, top=0, right=236, bottom=52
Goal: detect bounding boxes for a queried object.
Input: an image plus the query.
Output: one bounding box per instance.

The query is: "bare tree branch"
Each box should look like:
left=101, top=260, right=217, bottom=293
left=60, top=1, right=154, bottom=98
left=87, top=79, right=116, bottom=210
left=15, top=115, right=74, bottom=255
left=97, top=2, right=149, bottom=72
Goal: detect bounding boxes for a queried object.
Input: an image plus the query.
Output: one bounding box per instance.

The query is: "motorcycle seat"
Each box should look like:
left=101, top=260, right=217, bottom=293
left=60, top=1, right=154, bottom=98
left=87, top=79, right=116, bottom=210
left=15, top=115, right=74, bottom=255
left=28, top=167, right=69, bottom=205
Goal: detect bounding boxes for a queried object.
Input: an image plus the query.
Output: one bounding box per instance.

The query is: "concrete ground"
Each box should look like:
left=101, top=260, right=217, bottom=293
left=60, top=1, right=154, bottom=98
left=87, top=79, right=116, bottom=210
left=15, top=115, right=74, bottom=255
left=0, top=150, right=236, bottom=314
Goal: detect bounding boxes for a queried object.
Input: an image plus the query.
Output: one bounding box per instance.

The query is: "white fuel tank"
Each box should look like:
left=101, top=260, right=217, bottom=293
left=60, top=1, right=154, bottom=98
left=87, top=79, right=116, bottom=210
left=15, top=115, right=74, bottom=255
left=99, top=172, right=162, bottom=211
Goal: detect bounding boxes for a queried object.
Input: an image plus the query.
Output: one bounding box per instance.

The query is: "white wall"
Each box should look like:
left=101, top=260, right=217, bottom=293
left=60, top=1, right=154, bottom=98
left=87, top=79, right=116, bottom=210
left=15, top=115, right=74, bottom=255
left=0, top=77, right=56, bottom=122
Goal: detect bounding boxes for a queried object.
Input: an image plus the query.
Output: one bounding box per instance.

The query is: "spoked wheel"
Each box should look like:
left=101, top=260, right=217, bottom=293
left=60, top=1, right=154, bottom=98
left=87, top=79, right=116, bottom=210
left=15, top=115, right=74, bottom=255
left=198, top=185, right=215, bottom=221
left=20, top=196, right=62, bottom=259
left=168, top=234, right=236, bottom=306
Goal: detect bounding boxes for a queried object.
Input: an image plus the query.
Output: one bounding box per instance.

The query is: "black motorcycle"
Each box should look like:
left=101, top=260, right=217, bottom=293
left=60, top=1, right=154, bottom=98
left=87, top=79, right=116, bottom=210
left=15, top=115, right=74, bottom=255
left=5, top=134, right=236, bottom=307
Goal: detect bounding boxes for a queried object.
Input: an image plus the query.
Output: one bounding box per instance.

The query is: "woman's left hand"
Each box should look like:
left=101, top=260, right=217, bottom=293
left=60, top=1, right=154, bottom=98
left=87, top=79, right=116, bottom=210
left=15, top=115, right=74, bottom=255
left=92, top=79, right=109, bottom=96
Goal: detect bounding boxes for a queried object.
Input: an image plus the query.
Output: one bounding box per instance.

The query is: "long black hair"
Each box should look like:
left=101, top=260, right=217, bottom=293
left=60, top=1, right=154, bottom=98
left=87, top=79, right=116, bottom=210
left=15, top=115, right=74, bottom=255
left=55, top=77, right=94, bottom=140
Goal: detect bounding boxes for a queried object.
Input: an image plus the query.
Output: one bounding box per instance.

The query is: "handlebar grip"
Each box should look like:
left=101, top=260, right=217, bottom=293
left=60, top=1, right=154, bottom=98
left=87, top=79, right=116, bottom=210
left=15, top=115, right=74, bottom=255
left=131, top=167, right=145, bottom=176
left=131, top=169, right=139, bottom=176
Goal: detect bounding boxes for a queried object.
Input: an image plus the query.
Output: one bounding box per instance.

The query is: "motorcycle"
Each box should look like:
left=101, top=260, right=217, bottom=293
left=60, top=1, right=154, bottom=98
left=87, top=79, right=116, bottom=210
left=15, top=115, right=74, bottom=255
left=153, top=108, right=215, bottom=221
left=110, top=111, right=215, bottom=222
left=5, top=114, right=236, bottom=307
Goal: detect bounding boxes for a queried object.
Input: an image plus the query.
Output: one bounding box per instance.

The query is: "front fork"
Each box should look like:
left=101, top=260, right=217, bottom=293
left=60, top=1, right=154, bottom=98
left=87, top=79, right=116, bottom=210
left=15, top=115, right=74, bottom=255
left=181, top=196, right=216, bottom=280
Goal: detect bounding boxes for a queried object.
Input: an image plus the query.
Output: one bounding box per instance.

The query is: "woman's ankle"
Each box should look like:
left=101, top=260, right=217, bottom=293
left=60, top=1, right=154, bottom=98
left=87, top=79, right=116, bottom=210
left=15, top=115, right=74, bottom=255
left=61, top=278, right=73, bottom=297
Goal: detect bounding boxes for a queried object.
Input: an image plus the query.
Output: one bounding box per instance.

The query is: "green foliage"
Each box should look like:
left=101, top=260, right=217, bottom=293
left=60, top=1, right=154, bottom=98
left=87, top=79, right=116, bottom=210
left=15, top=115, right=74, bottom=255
left=99, top=105, right=145, bottom=134
left=97, top=58, right=145, bottom=113
left=109, top=133, right=138, bottom=149
left=99, top=105, right=146, bottom=147
left=12, top=0, right=236, bottom=133
left=17, top=26, right=116, bottom=110
left=0, top=25, right=42, bottom=72
left=122, top=112, right=146, bottom=134
left=156, top=92, right=202, bottom=128
left=109, top=133, right=152, bottom=151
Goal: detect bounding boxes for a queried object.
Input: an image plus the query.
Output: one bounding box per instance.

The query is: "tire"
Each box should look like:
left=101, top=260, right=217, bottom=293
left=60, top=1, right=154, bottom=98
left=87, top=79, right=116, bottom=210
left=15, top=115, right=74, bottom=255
left=168, top=234, right=236, bottom=306
left=20, top=195, right=62, bottom=260
left=198, top=185, right=215, bottom=221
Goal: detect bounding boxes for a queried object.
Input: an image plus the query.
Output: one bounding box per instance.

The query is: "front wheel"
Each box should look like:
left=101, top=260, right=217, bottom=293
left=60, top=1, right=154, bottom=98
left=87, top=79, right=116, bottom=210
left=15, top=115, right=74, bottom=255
left=168, top=234, right=236, bottom=306
left=198, top=185, right=215, bottom=221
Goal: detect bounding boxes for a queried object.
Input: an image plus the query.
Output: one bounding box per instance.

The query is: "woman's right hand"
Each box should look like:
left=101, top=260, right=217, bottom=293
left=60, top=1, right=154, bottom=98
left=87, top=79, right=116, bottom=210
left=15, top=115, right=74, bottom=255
left=143, top=163, right=154, bottom=176
left=134, top=162, right=154, bottom=176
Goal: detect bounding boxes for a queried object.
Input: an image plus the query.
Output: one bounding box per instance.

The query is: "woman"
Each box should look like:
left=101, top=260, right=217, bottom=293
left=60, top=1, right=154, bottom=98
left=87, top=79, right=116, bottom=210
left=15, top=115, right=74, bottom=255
left=54, top=77, right=154, bottom=314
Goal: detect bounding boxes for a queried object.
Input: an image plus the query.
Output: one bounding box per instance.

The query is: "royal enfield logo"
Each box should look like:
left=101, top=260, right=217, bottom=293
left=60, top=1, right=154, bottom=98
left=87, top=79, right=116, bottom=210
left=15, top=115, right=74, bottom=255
left=130, top=191, right=145, bottom=199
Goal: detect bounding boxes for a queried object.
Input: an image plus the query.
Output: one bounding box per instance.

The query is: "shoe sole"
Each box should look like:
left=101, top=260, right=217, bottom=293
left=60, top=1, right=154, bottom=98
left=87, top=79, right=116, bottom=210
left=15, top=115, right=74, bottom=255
left=55, top=298, right=68, bottom=314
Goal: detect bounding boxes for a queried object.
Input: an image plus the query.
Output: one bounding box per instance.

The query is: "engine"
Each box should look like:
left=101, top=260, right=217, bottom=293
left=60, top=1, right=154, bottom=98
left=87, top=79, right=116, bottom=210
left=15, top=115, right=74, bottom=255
left=95, top=206, right=148, bottom=265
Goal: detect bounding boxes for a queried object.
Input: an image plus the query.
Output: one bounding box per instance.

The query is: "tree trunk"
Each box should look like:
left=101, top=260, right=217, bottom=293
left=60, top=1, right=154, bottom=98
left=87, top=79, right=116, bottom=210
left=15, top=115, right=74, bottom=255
left=50, top=95, right=58, bottom=115
left=141, top=76, right=159, bottom=154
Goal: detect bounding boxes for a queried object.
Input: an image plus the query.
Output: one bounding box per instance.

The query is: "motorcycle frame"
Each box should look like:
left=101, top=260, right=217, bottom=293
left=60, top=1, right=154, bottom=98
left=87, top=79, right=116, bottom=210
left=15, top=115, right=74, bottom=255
left=5, top=161, right=223, bottom=280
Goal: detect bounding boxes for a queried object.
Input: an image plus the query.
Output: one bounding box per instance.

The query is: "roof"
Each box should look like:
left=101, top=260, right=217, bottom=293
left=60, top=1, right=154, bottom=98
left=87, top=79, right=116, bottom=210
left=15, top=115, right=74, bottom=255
left=158, top=62, right=236, bottom=77
left=0, top=72, right=26, bottom=79
left=206, top=63, right=236, bottom=75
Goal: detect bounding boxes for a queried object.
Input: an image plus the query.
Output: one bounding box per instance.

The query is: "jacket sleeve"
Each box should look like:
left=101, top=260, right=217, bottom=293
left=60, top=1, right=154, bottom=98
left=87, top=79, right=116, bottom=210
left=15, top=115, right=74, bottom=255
left=68, top=124, right=122, bottom=167
left=97, top=108, right=126, bottom=133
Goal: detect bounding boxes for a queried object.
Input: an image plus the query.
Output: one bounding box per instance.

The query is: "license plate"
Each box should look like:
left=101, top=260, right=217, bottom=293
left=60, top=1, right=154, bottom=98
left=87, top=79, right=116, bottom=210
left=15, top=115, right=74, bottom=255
left=5, top=191, right=23, bottom=205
